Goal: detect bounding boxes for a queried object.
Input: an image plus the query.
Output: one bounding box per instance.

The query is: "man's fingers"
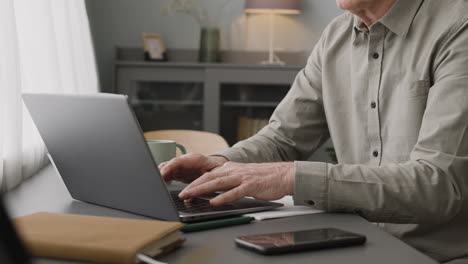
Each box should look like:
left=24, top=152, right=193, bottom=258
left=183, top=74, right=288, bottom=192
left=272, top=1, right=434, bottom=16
left=183, top=162, right=232, bottom=189
left=158, top=162, right=171, bottom=180
left=178, top=172, right=218, bottom=199
left=209, top=185, right=248, bottom=206
left=171, top=171, right=204, bottom=183
left=158, top=161, right=168, bottom=170
left=180, top=176, right=241, bottom=199
left=160, top=157, right=183, bottom=175
left=161, top=153, right=205, bottom=175
left=179, top=171, right=219, bottom=197
left=160, top=156, right=191, bottom=180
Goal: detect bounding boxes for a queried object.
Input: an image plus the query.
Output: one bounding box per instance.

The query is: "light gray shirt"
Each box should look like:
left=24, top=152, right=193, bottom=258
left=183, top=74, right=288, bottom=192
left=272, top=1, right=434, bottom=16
left=219, top=0, right=468, bottom=262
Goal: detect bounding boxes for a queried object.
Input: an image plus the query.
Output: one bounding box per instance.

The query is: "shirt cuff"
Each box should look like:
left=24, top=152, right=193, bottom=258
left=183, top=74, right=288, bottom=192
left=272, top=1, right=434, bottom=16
left=293, top=161, right=329, bottom=210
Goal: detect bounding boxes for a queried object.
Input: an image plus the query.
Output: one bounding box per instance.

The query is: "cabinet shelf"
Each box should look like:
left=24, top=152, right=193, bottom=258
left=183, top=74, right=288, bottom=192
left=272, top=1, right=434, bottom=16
left=115, top=47, right=302, bottom=136
left=221, top=101, right=279, bottom=108
left=132, top=100, right=203, bottom=106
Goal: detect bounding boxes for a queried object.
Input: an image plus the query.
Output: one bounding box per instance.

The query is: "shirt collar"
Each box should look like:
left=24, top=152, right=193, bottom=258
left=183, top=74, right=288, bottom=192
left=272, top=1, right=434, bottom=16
left=352, top=16, right=368, bottom=44
left=352, top=0, right=424, bottom=37
left=380, top=0, right=424, bottom=37
left=353, top=18, right=369, bottom=34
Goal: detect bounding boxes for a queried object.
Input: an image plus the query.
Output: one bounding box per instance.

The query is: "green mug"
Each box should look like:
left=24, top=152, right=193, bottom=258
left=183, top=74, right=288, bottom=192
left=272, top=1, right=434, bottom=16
left=146, top=140, right=187, bottom=165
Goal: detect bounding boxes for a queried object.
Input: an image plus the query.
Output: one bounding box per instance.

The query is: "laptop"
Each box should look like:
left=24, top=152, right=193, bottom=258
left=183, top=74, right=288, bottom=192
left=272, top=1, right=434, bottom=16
left=23, top=93, right=282, bottom=222
left=0, top=198, right=31, bottom=264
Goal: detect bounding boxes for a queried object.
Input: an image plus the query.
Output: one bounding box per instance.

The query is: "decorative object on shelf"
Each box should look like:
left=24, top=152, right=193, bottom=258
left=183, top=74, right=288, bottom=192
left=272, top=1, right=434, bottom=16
left=245, top=0, right=301, bottom=66
left=163, top=0, right=233, bottom=63
left=141, top=33, right=167, bottom=61
left=199, top=27, right=220, bottom=63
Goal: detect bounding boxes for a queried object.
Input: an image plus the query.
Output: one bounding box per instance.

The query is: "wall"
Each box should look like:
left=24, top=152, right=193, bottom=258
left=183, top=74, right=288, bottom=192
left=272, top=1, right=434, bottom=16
left=85, top=0, right=342, bottom=93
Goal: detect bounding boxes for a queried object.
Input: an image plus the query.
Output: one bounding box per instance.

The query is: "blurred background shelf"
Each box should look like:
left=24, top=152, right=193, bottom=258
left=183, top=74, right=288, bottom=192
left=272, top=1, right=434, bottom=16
left=221, top=101, right=279, bottom=108
left=132, top=100, right=204, bottom=106
left=114, top=47, right=303, bottom=146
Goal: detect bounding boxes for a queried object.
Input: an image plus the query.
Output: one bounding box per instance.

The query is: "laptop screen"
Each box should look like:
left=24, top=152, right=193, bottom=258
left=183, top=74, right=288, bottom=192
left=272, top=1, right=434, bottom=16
left=0, top=197, right=31, bottom=264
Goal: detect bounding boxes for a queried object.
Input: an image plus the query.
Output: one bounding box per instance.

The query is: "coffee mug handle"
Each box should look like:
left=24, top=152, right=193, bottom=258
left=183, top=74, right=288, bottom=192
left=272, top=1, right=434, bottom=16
left=176, top=144, right=187, bottom=155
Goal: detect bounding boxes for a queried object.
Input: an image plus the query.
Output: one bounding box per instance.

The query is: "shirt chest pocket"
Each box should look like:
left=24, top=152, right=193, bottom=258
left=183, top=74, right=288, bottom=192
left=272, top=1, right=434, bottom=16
left=400, top=80, right=430, bottom=133
left=388, top=80, right=431, bottom=160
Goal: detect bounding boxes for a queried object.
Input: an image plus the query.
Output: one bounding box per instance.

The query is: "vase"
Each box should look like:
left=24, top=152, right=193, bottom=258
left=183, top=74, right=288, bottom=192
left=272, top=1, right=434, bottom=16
left=199, top=27, right=220, bottom=63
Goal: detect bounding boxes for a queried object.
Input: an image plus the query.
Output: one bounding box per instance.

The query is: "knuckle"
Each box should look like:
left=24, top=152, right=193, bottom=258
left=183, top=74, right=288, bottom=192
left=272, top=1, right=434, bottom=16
left=221, top=162, right=235, bottom=175
left=190, top=186, right=202, bottom=194
left=235, top=185, right=247, bottom=196
left=215, top=177, right=228, bottom=186
left=217, top=194, right=230, bottom=204
left=181, top=153, right=195, bottom=161
left=197, top=173, right=212, bottom=185
left=243, top=176, right=255, bottom=185
left=190, top=152, right=204, bottom=160
left=186, top=153, right=196, bottom=158
left=222, top=168, right=230, bottom=177
left=169, top=156, right=181, bottom=165
left=207, top=174, right=217, bottom=182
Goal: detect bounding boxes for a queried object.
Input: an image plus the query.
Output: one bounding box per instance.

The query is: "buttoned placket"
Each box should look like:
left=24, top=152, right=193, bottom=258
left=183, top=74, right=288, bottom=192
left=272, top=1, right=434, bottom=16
left=366, top=24, right=385, bottom=165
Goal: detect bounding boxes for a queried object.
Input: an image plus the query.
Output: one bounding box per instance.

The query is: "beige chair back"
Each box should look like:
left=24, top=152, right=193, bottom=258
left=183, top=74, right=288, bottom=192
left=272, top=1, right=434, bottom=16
left=144, top=129, right=229, bottom=156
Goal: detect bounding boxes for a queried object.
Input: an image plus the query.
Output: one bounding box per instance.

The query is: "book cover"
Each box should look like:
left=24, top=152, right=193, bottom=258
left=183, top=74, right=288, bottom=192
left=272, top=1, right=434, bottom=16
left=14, top=212, right=185, bottom=264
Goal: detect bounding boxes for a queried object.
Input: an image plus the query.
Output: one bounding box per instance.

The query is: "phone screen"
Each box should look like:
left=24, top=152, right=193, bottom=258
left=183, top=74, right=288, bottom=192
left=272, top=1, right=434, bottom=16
left=236, top=228, right=366, bottom=254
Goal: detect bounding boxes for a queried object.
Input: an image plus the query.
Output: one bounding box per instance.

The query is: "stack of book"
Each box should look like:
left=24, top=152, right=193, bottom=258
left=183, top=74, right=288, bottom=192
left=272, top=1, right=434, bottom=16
left=237, top=116, right=269, bottom=141
left=14, top=212, right=185, bottom=264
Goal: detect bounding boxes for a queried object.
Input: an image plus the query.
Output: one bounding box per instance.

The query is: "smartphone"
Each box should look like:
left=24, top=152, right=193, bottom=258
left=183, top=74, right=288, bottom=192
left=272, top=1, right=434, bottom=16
left=235, top=228, right=366, bottom=255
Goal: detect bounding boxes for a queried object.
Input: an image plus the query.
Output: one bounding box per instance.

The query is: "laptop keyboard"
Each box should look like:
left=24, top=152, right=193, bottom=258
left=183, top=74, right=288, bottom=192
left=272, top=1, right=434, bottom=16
left=170, top=191, right=234, bottom=213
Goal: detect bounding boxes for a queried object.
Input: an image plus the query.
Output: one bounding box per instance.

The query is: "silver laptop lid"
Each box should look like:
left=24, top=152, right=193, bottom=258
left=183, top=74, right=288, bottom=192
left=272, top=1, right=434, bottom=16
left=23, top=93, right=180, bottom=221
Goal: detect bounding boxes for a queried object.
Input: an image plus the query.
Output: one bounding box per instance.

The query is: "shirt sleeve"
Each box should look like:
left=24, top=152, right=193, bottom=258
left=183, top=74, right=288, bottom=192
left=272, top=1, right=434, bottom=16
left=295, top=20, right=468, bottom=225
left=217, top=37, right=330, bottom=163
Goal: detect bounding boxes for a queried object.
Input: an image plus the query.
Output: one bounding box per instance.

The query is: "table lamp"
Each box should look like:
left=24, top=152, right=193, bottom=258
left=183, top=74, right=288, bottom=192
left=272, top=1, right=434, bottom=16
left=245, top=0, right=301, bottom=65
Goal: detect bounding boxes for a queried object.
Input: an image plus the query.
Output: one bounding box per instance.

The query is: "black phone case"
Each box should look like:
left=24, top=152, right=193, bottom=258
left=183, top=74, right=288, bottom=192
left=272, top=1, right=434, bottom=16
left=235, top=229, right=366, bottom=255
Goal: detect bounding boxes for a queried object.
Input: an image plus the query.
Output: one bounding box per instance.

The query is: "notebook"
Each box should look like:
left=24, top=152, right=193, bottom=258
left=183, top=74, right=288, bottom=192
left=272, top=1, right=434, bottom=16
left=13, top=212, right=185, bottom=264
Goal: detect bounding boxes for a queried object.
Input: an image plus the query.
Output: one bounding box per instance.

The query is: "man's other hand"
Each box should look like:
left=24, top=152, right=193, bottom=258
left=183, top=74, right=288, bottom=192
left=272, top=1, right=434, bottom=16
left=159, top=153, right=228, bottom=184
left=178, top=162, right=295, bottom=206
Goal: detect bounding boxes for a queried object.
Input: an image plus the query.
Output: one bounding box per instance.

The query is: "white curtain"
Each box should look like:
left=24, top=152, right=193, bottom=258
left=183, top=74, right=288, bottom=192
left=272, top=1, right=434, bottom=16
left=0, top=0, right=98, bottom=191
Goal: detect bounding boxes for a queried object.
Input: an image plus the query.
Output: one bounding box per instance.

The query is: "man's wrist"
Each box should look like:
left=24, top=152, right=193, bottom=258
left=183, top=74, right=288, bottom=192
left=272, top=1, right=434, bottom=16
left=285, top=162, right=296, bottom=196
left=210, top=155, right=229, bottom=167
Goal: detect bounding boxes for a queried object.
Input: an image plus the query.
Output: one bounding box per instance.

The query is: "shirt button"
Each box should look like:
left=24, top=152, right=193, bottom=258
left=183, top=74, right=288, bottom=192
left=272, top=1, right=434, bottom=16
left=373, top=151, right=379, bottom=157
left=370, top=102, right=377, bottom=109
left=372, top=52, right=379, bottom=59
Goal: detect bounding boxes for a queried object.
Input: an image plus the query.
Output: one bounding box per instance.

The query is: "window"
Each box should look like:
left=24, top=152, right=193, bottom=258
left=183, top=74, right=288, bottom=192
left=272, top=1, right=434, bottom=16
left=0, top=0, right=98, bottom=191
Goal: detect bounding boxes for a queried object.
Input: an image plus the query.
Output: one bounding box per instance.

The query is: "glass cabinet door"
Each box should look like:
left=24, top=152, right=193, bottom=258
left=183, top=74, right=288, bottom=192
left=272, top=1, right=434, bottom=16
left=220, top=83, right=290, bottom=145
left=131, top=81, right=204, bottom=132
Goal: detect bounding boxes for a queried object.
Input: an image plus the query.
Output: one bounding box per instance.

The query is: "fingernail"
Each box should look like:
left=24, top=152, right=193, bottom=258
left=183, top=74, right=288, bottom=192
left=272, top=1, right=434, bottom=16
left=179, top=191, right=187, bottom=199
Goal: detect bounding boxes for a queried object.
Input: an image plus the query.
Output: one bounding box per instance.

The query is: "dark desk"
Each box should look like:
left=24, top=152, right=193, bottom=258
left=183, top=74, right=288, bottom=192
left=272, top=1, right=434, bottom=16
left=5, top=165, right=437, bottom=264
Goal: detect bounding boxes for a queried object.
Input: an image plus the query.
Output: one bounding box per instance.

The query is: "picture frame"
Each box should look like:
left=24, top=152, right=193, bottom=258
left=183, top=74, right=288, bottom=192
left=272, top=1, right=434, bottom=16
left=141, top=33, right=167, bottom=61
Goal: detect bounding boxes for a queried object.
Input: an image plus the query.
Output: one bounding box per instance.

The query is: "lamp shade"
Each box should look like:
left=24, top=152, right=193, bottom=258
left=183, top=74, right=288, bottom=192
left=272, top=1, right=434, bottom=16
left=245, top=0, right=301, bottom=14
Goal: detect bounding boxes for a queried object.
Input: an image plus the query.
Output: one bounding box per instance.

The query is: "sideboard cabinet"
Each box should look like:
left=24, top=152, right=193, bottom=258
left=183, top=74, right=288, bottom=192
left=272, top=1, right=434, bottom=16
left=114, top=48, right=305, bottom=145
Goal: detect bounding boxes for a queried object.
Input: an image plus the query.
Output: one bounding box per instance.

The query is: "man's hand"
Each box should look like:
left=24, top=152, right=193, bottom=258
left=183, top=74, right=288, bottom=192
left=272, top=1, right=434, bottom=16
left=159, top=153, right=228, bottom=183
left=178, top=161, right=295, bottom=206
